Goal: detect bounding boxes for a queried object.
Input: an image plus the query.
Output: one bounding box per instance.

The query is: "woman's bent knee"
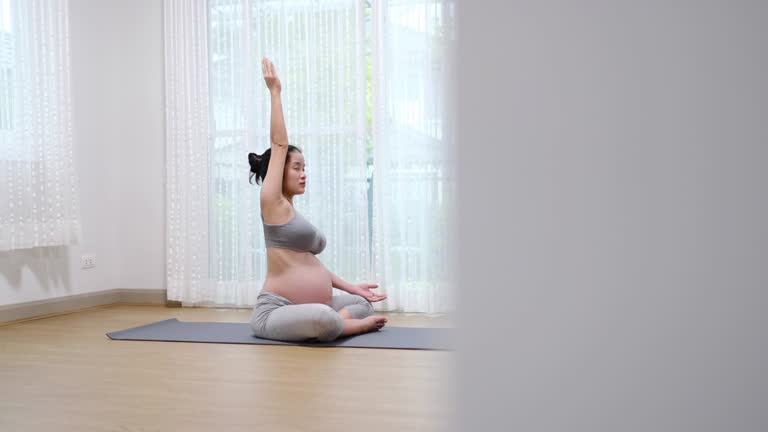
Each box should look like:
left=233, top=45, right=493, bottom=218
left=315, top=307, right=344, bottom=341
left=344, top=297, right=375, bottom=320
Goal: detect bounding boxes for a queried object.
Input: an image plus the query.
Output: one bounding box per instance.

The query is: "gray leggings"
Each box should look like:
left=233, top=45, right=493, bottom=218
left=249, top=291, right=375, bottom=342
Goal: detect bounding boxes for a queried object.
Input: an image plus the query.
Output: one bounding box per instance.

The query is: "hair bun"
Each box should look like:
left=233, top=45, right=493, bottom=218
left=248, top=153, right=261, bottom=172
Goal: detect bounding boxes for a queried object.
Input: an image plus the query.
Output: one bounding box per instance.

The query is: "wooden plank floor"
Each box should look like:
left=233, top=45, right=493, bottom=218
left=0, top=304, right=456, bottom=432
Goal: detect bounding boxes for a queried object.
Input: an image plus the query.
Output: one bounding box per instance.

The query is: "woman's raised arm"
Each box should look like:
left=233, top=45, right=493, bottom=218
left=261, top=57, right=289, bottom=206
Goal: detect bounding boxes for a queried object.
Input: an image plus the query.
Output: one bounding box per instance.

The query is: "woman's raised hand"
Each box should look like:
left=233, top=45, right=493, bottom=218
left=262, top=57, right=281, bottom=93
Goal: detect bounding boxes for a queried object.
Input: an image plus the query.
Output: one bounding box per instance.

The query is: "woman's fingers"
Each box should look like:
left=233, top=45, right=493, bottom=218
left=262, top=57, right=275, bottom=78
left=368, top=293, right=387, bottom=302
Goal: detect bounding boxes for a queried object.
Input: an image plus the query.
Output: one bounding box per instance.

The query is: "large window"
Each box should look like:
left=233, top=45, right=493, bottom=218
left=202, top=0, right=455, bottom=311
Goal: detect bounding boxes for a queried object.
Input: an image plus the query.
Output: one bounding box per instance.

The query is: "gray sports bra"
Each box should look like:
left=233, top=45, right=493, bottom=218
left=261, top=209, right=326, bottom=255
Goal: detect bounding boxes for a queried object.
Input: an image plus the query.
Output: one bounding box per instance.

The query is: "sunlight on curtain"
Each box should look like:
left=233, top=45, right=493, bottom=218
left=372, top=0, right=456, bottom=313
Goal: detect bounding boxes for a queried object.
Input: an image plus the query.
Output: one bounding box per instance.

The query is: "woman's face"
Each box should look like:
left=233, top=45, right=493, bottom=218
left=282, top=151, right=306, bottom=195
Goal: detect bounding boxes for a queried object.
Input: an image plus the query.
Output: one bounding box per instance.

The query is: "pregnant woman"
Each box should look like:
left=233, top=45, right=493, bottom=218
left=247, top=57, right=388, bottom=342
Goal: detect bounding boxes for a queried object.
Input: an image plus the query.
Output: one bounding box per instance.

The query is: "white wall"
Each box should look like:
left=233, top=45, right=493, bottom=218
left=0, top=0, right=165, bottom=306
left=455, top=1, right=768, bottom=431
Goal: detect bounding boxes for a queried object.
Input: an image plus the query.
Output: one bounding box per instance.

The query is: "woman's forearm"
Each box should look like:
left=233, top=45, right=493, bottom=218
left=331, top=272, right=354, bottom=293
left=270, top=91, right=288, bottom=146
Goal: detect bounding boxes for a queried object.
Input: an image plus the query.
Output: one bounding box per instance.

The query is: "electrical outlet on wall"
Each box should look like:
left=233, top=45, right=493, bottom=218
left=81, top=254, right=96, bottom=269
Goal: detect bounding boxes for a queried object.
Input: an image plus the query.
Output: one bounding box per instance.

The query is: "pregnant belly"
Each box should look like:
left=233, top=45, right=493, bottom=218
left=262, top=263, right=332, bottom=305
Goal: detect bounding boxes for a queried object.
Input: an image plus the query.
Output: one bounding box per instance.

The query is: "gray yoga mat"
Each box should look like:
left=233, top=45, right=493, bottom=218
left=107, top=318, right=454, bottom=351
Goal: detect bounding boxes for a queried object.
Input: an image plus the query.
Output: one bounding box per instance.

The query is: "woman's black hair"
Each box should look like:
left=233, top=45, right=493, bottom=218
left=248, top=145, right=302, bottom=185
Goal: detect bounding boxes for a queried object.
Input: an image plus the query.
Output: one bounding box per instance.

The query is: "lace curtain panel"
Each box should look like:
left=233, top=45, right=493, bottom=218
left=0, top=0, right=81, bottom=252
left=371, top=0, right=456, bottom=313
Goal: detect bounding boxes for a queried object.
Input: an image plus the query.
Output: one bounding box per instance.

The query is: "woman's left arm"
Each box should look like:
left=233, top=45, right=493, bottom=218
left=330, top=272, right=355, bottom=293
left=330, top=271, right=387, bottom=302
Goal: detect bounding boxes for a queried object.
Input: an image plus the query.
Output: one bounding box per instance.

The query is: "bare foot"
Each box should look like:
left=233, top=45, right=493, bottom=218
left=360, top=315, right=388, bottom=332
left=340, top=315, right=388, bottom=337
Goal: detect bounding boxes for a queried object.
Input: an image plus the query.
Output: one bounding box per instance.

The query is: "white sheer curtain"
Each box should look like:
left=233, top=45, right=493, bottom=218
left=165, top=0, right=212, bottom=304
left=166, top=0, right=369, bottom=306
left=371, top=0, right=456, bottom=313
left=0, top=0, right=81, bottom=252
